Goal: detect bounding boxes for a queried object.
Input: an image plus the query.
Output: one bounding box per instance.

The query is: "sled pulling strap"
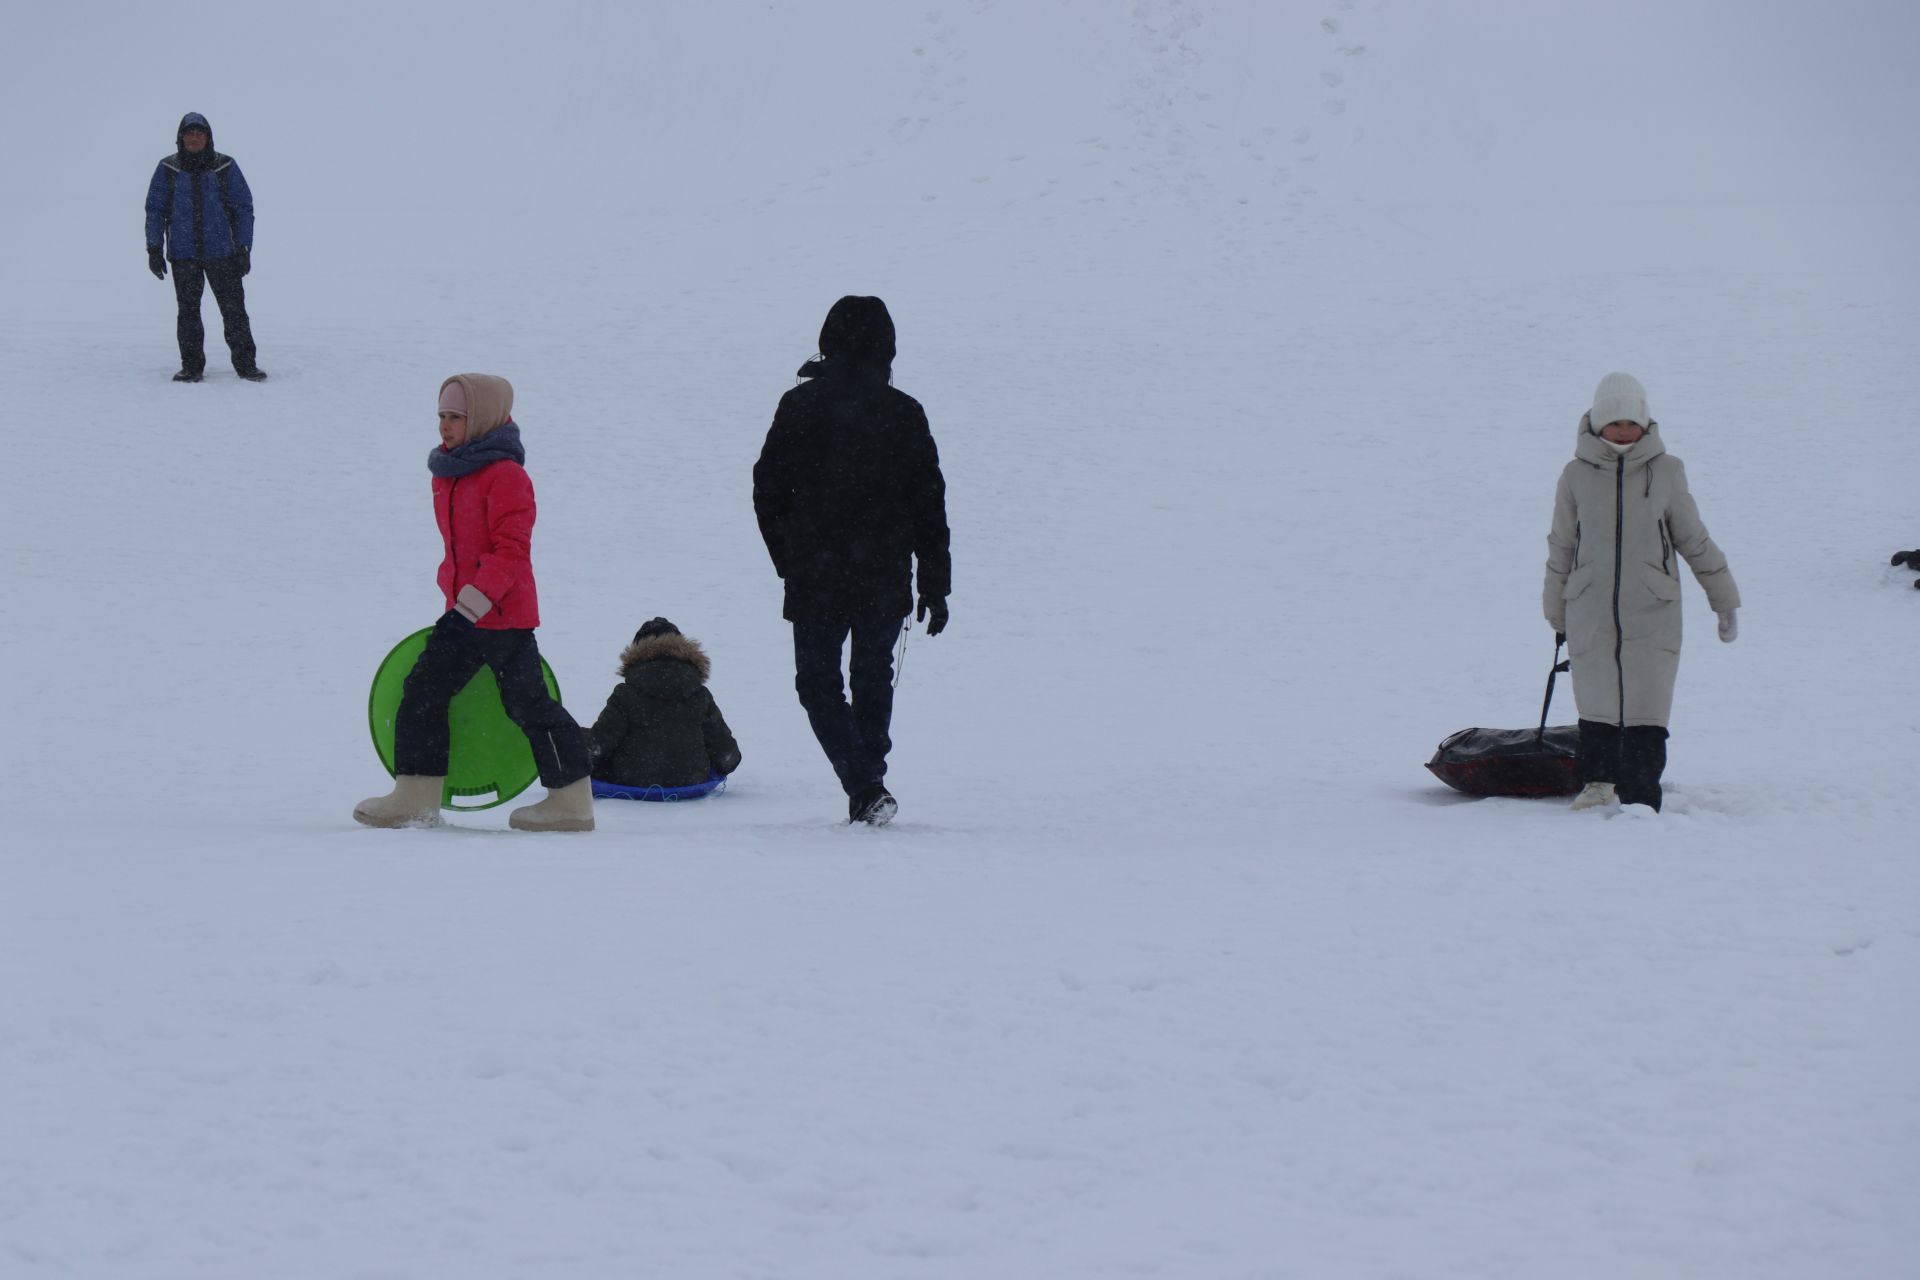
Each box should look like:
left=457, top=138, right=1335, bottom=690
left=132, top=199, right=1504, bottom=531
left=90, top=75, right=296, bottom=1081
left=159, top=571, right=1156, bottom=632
left=1538, top=632, right=1571, bottom=739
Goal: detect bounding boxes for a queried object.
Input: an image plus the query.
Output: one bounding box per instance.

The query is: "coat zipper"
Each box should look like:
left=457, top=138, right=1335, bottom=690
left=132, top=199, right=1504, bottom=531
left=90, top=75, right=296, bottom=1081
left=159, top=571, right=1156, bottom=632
left=1612, top=456, right=1626, bottom=729
left=190, top=170, right=205, bottom=259
left=447, top=477, right=461, bottom=612
left=1658, top=518, right=1671, bottom=575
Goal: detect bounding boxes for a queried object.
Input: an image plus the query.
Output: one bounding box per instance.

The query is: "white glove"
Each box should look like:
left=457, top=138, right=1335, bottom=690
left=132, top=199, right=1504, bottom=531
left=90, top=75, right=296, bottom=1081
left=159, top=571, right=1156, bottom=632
left=1717, top=610, right=1737, bottom=643
left=454, top=584, right=493, bottom=623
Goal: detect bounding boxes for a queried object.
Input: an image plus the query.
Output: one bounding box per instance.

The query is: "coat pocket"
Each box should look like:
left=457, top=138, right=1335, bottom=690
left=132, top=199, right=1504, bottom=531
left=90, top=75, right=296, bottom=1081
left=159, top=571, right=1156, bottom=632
left=1562, top=562, right=1597, bottom=602
left=1639, top=563, right=1681, bottom=604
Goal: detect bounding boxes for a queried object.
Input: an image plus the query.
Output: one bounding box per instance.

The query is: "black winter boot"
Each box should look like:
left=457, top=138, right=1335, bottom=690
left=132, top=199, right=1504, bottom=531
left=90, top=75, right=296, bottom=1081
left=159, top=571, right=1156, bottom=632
left=849, top=783, right=897, bottom=826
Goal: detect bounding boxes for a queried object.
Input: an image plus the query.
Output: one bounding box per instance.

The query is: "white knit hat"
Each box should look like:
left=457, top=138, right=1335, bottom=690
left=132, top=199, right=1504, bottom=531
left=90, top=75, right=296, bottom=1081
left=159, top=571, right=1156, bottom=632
left=1590, top=372, right=1650, bottom=430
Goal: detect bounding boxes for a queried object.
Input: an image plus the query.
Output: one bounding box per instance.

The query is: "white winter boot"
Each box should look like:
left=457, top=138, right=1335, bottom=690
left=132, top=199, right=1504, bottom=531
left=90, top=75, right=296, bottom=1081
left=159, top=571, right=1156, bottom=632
left=1569, top=781, right=1617, bottom=811
left=508, top=778, right=595, bottom=832
left=353, top=775, right=445, bottom=828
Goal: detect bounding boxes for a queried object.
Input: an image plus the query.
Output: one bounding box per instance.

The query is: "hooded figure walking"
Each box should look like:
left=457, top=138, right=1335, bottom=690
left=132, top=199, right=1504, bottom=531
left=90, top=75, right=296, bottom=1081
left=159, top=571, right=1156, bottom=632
left=143, top=112, right=265, bottom=382
left=1544, top=373, right=1740, bottom=812
left=753, top=296, right=951, bottom=825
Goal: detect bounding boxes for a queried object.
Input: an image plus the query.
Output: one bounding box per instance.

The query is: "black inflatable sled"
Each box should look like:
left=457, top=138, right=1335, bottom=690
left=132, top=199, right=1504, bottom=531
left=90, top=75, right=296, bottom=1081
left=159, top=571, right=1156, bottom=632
left=1426, top=635, right=1581, bottom=798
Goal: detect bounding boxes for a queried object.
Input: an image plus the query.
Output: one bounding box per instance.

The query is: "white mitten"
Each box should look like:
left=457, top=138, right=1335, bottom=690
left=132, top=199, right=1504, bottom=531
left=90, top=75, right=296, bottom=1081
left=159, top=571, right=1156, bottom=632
left=454, top=584, right=493, bottom=623
left=1717, top=610, right=1737, bottom=643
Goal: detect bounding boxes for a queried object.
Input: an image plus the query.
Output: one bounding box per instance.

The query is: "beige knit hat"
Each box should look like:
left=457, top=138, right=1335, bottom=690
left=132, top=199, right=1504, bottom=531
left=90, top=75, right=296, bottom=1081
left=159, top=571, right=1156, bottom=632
left=1589, top=372, right=1650, bottom=430
left=437, top=373, right=514, bottom=439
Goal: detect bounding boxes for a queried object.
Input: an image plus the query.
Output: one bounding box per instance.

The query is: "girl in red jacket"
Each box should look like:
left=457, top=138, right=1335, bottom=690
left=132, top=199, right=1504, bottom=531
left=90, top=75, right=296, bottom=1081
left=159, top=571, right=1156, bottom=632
left=354, top=373, right=594, bottom=831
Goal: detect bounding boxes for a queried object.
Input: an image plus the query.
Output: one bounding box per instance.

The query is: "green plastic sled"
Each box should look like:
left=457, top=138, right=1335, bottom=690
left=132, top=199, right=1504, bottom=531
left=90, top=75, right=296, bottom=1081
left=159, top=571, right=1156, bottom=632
left=367, top=627, right=562, bottom=811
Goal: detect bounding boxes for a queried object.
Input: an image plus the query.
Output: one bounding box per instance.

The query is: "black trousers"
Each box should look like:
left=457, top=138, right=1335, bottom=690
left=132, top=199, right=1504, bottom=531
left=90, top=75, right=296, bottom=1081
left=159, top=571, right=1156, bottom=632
left=172, top=257, right=257, bottom=374
left=792, top=618, right=903, bottom=795
left=394, top=616, right=591, bottom=788
left=1577, top=720, right=1669, bottom=811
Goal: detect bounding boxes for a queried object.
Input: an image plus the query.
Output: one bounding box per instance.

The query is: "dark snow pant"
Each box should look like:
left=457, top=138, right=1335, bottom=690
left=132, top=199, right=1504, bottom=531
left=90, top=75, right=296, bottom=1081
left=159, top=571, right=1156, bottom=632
left=1577, top=720, right=1669, bottom=811
left=172, top=257, right=257, bottom=375
left=394, top=615, right=592, bottom=788
left=792, top=618, right=903, bottom=795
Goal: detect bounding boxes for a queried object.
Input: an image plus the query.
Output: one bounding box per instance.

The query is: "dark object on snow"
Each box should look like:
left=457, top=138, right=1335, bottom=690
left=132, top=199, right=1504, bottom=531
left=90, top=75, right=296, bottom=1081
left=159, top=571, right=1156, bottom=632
left=590, top=630, right=741, bottom=789
left=633, top=616, right=681, bottom=643
left=754, top=296, right=950, bottom=817
left=1575, top=718, right=1668, bottom=811
left=1426, top=634, right=1582, bottom=798
left=752, top=295, right=950, bottom=625
left=1892, top=549, right=1920, bottom=569
left=144, top=112, right=262, bottom=379
left=169, top=257, right=258, bottom=379
left=850, top=782, right=897, bottom=826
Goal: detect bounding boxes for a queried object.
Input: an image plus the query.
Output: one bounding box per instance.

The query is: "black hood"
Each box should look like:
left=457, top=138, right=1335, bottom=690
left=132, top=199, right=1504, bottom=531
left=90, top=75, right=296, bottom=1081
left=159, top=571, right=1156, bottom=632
left=176, top=112, right=217, bottom=169
left=797, top=295, right=895, bottom=378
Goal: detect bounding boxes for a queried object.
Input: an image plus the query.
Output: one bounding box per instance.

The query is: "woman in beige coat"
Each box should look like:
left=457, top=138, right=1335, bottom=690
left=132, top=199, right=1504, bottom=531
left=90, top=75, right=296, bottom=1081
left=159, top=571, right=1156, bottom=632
left=1543, top=373, right=1740, bottom=811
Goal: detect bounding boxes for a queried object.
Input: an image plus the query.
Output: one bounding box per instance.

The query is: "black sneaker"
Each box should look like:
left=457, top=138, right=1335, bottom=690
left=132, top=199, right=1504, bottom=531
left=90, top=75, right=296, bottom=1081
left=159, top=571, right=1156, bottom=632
left=849, top=784, right=897, bottom=826
left=172, top=369, right=204, bottom=382
left=236, top=367, right=269, bottom=382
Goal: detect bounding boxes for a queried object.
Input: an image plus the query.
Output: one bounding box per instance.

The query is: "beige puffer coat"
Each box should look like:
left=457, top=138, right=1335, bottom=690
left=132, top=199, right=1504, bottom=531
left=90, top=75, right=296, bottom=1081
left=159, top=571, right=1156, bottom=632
left=1543, top=416, right=1739, bottom=728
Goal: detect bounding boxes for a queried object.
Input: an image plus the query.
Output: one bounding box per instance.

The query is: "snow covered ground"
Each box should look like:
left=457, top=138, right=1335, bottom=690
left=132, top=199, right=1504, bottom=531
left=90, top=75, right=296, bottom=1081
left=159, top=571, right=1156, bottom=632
left=5, top=2, right=1918, bottom=1276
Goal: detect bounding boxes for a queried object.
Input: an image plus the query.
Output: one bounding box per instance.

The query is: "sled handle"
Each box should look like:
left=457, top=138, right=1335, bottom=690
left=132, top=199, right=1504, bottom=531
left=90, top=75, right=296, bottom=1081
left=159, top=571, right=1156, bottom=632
left=1538, top=632, right=1571, bottom=738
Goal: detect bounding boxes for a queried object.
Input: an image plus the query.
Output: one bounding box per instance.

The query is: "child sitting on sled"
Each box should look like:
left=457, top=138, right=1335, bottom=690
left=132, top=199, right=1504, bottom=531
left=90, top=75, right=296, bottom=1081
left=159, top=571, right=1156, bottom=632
left=590, top=617, right=742, bottom=789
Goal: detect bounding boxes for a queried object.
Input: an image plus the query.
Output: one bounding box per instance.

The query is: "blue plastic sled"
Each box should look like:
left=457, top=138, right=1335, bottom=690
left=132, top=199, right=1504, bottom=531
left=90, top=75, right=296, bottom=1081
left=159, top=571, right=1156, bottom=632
left=591, top=773, right=728, bottom=802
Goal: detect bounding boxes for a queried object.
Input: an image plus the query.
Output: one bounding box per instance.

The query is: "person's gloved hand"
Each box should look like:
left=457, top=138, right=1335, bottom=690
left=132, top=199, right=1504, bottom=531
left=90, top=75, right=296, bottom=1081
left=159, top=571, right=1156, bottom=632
left=148, top=247, right=166, bottom=280
left=1717, top=610, right=1738, bottom=643
left=236, top=245, right=251, bottom=277
left=915, top=595, right=948, bottom=637
left=453, top=584, right=493, bottom=624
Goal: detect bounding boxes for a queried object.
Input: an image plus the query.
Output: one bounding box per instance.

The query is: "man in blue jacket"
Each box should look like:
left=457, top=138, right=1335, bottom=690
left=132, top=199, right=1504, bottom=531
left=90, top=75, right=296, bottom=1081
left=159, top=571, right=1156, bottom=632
left=144, top=112, right=266, bottom=382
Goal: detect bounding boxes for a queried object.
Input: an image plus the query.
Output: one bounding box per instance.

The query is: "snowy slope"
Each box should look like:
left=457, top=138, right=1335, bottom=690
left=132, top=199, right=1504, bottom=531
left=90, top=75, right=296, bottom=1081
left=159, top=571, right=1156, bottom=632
left=5, top=2, right=1918, bottom=1277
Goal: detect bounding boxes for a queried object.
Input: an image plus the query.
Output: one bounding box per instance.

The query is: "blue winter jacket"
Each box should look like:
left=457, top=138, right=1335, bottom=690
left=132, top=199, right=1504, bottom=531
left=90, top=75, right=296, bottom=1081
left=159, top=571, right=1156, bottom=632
left=144, top=113, right=254, bottom=261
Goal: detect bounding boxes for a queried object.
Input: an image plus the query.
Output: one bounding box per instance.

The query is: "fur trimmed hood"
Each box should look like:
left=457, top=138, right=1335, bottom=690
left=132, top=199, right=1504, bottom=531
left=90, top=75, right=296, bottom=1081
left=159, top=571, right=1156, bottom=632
left=618, top=632, right=711, bottom=682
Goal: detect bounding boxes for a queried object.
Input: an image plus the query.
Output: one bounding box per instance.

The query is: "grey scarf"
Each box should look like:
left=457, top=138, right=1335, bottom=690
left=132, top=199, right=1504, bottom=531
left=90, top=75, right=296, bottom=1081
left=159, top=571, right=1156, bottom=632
left=429, top=421, right=525, bottom=478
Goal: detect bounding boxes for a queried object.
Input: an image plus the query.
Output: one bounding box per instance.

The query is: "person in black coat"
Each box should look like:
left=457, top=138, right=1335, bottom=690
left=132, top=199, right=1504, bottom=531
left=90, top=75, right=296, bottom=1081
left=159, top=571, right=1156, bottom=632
left=752, top=296, right=951, bottom=824
left=590, top=618, right=742, bottom=789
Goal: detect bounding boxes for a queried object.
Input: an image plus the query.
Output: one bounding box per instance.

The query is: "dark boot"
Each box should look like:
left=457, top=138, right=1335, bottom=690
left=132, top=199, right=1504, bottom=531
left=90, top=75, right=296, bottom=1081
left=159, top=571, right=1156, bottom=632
left=850, top=783, right=897, bottom=826
left=1615, top=726, right=1669, bottom=811
left=171, top=369, right=203, bottom=382
left=236, top=367, right=269, bottom=382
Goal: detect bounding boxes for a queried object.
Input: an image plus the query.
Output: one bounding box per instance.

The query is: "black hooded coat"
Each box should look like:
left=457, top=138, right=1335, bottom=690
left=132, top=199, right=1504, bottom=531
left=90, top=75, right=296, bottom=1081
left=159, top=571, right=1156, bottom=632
left=589, top=632, right=742, bottom=788
left=752, top=297, right=952, bottom=625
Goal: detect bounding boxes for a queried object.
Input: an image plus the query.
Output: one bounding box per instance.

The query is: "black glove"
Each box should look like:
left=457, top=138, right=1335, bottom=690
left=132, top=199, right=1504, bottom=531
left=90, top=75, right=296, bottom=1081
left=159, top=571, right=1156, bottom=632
left=915, top=595, right=948, bottom=637
left=236, top=245, right=251, bottom=277
left=148, top=247, right=166, bottom=280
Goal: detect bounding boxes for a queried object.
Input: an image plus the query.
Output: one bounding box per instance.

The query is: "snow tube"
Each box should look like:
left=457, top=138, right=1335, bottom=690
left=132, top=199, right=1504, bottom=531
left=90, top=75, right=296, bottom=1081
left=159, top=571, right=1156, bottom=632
left=367, top=627, right=562, bottom=811
left=591, top=774, right=728, bottom=802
